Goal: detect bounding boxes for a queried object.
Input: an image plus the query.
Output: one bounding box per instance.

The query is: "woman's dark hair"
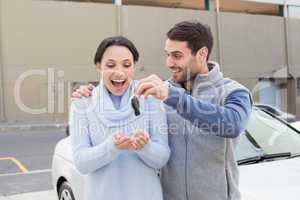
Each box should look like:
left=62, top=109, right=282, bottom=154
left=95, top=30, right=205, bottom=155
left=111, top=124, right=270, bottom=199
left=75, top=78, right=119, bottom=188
left=167, top=21, right=213, bottom=60
left=94, top=36, right=139, bottom=64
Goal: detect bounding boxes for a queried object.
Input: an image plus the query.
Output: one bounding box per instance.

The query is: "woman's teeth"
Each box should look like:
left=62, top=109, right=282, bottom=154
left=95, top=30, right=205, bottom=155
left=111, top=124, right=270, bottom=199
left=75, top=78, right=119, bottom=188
left=111, top=80, right=125, bottom=86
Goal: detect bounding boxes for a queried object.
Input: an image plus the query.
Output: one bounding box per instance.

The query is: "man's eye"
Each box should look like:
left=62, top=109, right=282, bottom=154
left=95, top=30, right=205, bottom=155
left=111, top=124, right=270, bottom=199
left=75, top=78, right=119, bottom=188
left=174, top=54, right=181, bottom=59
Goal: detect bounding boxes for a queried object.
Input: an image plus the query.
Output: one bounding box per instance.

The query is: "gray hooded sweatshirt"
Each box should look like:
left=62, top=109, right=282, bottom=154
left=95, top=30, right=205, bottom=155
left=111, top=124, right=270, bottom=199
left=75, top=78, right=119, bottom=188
left=161, top=62, right=252, bottom=200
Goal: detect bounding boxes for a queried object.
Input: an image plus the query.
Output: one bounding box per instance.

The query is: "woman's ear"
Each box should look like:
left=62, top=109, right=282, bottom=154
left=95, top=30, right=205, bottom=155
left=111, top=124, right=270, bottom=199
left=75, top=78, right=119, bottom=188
left=95, top=62, right=101, bottom=73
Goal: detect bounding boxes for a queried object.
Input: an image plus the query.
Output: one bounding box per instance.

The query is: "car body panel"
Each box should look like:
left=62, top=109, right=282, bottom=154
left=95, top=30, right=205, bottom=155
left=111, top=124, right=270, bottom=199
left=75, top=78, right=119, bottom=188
left=240, top=157, right=300, bottom=200
left=291, top=121, right=300, bottom=131
left=52, top=138, right=85, bottom=200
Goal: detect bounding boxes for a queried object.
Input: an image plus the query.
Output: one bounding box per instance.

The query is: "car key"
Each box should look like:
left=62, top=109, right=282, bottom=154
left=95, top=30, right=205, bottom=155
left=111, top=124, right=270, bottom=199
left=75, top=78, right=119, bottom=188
left=131, top=96, right=140, bottom=116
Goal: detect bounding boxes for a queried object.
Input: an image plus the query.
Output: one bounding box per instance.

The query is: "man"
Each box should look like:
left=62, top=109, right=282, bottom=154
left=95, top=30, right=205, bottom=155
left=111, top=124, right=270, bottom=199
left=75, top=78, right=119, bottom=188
left=73, top=21, right=252, bottom=200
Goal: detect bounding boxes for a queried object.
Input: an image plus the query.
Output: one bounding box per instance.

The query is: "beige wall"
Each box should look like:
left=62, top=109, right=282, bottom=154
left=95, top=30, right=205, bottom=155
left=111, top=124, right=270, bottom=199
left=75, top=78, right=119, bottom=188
left=219, top=13, right=287, bottom=78
left=0, top=0, right=300, bottom=123
left=297, top=96, right=300, bottom=117
left=122, top=5, right=218, bottom=79
left=0, top=0, right=5, bottom=122
left=1, top=0, right=117, bottom=123
left=288, top=18, right=300, bottom=117
left=288, top=19, right=300, bottom=77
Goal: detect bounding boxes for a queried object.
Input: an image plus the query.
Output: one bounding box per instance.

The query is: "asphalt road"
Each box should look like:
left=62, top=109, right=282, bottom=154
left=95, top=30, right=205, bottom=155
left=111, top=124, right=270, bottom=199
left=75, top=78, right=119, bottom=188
left=0, top=129, right=66, bottom=196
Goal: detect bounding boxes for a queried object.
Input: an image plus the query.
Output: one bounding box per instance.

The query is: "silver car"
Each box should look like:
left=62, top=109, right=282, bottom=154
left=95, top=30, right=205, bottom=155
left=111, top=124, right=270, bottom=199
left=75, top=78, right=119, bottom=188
left=52, top=106, right=300, bottom=200
left=254, top=103, right=298, bottom=122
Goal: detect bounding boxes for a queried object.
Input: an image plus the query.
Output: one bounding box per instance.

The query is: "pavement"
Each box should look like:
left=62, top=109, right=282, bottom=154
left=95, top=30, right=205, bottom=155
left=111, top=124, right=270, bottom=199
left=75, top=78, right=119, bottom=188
left=0, top=190, right=57, bottom=200
left=0, top=127, right=66, bottom=200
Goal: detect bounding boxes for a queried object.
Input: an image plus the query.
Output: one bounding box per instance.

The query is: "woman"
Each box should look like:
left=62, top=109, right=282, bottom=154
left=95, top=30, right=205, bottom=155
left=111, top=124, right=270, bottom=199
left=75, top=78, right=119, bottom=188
left=69, top=36, right=170, bottom=200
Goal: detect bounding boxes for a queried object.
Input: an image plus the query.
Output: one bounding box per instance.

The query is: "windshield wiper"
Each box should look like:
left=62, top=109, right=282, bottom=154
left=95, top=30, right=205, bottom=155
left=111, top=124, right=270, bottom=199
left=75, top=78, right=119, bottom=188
left=238, top=152, right=291, bottom=165
left=289, top=153, right=300, bottom=159
left=238, top=156, right=261, bottom=165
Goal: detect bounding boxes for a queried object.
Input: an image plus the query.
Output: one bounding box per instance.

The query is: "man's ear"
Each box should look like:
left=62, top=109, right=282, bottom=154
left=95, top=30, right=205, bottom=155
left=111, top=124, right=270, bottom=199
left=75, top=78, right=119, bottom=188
left=196, top=47, right=209, bottom=62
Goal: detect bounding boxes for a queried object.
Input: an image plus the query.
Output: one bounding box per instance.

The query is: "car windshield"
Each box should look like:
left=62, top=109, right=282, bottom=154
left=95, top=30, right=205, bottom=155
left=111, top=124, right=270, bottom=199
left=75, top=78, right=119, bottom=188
left=236, top=107, right=300, bottom=162
left=256, top=104, right=281, bottom=116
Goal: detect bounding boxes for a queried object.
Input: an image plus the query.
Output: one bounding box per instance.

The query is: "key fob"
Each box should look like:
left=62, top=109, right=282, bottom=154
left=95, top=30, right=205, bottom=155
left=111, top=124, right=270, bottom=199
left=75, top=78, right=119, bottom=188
left=131, top=96, right=140, bottom=116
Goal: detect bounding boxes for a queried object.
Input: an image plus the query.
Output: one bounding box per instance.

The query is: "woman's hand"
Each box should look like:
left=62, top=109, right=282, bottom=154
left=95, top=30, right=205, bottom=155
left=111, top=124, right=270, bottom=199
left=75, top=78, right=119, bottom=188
left=113, top=134, right=133, bottom=150
left=112, top=131, right=150, bottom=150
left=131, top=130, right=150, bottom=150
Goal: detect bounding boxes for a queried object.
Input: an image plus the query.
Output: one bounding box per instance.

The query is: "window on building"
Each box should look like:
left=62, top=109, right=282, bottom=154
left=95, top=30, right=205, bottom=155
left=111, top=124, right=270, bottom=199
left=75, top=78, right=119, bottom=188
left=219, top=0, right=279, bottom=16
left=288, top=6, right=300, bottom=19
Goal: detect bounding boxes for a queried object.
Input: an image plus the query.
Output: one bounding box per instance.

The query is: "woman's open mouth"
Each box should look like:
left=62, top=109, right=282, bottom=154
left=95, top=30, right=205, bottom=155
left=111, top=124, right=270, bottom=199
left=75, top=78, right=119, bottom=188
left=111, top=79, right=126, bottom=88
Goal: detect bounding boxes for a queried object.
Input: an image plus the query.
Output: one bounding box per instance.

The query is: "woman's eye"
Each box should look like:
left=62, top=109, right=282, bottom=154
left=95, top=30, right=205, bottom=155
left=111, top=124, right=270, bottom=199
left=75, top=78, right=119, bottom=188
left=106, top=64, right=115, bottom=68
left=124, top=63, right=132, bottom=68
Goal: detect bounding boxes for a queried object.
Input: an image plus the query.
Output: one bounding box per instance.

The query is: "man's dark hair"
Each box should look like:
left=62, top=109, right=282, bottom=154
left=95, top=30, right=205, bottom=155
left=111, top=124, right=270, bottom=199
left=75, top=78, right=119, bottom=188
left=167, top=21, right=213, bottom=60
left=94, top=36, right=139, bottom=64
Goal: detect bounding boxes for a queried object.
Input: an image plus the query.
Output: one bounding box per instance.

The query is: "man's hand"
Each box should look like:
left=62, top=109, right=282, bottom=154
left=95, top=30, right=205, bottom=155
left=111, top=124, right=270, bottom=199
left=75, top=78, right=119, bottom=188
left=134, top=74, right=169, bottom=101
left=72, top=84, right=95, bottom=98
left=131, top=130, right=150, bottom=150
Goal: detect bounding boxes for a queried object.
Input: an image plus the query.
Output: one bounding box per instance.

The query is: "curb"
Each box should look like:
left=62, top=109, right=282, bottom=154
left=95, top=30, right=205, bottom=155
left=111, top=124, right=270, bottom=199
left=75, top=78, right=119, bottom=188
left=0, top=190, right=56, bottom=200
left=0, top=123, right=67, bottom=132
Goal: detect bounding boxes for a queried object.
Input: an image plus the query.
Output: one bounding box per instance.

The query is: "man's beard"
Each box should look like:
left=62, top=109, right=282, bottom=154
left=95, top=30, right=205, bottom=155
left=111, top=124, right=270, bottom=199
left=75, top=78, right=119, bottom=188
left=182, top=70, right=197, bottom=91
left=171, top=67, right=197, bottom=91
